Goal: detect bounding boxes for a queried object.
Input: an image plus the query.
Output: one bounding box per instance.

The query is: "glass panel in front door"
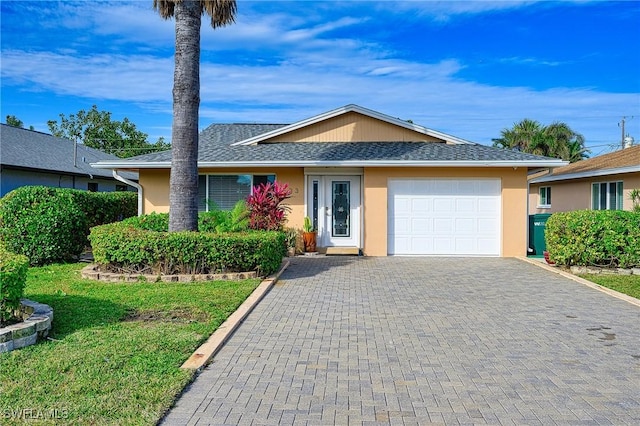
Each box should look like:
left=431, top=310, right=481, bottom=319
left=332, top=181, right=350, bottom=237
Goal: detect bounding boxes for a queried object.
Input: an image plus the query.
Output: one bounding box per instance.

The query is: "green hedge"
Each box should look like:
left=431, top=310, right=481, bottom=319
left=121, top=204, right=249, bottom=234
left=89, top=221, right=286, bottom=277
left=0, top=245, right=29, bottom=325
left=545, top=210, right=640, bottom=268
left=0, top=186, right=137, bottom=265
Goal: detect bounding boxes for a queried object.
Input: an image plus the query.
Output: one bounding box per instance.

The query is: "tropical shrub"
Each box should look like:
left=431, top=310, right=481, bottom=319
left=631, top=189, right=640, bottom=213
left=0, top=186, right=137, bottom=265
left=247, top=181, right=292, bottom=231
left=0, top=245, right=29, bottom=326
left=199, top=201, right=250, bottom=233
left=0, top=187, right=88, bottom=265
left=545, top=210, right=640, bottom=268
left=89, top=221, right=285, bottom=276
left=121, top=201, right=250, bottom=233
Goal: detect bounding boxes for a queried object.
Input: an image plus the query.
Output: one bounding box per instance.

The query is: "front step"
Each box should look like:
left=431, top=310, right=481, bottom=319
left=321, top=247, right=360, bottom=256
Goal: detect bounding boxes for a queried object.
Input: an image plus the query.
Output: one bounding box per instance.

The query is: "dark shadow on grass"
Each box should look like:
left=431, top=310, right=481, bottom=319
left=25, top=293, right=128, bottom=339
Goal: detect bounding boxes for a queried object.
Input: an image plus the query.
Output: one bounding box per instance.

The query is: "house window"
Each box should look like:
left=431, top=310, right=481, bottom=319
left=88, top=182, right=98, bottom=192
left=538, top=186, right=551, bottom=207
left=115, top=184, right=128, bottom=192
left=198, top=174, right=276, bottom=211
left=591, top=181, right=623, bottom=210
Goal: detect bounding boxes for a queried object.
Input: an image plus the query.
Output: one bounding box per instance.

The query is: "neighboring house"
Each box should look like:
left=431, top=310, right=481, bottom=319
left=92, top=104, right=564, bottom=257
left=0, top=124, right=138, bottom=197
left=529, top=145, right=640, bottom=214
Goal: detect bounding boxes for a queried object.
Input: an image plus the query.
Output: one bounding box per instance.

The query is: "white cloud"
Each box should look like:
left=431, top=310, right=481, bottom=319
left=1, top=0, right=636, bottom=148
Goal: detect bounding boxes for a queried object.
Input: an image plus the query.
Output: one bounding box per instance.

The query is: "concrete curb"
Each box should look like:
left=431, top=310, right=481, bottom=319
left=518, top=256, right=640, bottom=308
left=180, top=259, right=290, bottom=371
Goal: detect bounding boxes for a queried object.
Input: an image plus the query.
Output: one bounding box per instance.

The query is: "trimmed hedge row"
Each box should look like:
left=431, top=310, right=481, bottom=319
left=0, top=245, right=29, bottom=326
left=120, top=210, right=248, bottom=234
left=0, top=186, right=137, bottom=265
left=89, top=221, right=286, bottom=277
left=545, top=210, right=640, bottom=268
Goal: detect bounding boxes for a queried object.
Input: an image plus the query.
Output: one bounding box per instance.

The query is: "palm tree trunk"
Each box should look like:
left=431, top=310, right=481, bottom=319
left=169, top=0, right=201, bottom=232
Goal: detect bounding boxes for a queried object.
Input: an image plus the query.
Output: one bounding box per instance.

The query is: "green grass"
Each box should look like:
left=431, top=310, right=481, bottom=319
left=578, top=274, right=640, bottom=299
left=0, top=263, right=260, bottom=425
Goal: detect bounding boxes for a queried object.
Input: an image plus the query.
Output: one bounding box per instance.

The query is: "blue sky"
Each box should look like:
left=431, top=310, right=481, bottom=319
left=2, top=0, right=639, bottom=155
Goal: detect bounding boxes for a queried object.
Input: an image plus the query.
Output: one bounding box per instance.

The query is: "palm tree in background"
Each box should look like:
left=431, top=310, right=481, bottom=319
left=154, top=0, right=236, bottom=231
left=492, top=119, right=588, bottom=163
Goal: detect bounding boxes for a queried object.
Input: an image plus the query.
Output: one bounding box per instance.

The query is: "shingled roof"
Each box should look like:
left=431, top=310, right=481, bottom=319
left=93, top=122, right=565, bottom=169
left=530, top=145, right=640, bottom=183
left=1, top=124, right=137, bottom=180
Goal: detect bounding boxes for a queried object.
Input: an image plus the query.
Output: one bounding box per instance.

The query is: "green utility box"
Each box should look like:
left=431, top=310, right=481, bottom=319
left=528, top=213, right=552, bottom=256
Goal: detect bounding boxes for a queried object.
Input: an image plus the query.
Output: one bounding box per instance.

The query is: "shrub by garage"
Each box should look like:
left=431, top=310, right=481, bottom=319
left=545, top=210, right=640, bottom=268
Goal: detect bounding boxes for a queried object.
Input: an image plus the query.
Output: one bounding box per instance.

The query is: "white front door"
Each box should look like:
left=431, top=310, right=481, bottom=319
left=307, top=175, right=361, bottom=248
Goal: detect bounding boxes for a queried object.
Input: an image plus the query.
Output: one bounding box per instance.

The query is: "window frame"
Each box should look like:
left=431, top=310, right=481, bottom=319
left=198, top=173, right=276, bottom=212
left=591, top=181, right=623, bottom=210
left=538, top=186, right=551, bottom=208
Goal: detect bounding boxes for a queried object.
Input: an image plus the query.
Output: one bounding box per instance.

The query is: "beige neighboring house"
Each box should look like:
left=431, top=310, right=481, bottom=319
left=529, top=145, right=640, bottom=214
left=92, top=104, right=564, bottom=257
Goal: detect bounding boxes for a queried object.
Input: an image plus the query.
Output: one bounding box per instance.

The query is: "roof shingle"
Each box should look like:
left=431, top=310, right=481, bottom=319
left=1, top=124, right=137, bottom=179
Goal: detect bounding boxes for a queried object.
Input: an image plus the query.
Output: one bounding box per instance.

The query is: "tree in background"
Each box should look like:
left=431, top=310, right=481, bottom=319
left=492, top=119, right=588, bottom=163
left=154, top=0, right=237, bottom=232
left=5, top=115, right=34, bottom=130
left=47, top=105, right=170, bottom=158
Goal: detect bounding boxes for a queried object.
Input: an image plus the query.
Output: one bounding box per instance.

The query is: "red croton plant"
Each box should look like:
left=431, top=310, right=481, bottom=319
left=246, top=181, right=292, bottom=231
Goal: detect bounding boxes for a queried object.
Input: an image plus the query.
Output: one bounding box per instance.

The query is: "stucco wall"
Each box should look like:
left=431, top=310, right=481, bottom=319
left=138, top=166, right=529, bottom=257
left=529, top=172, right=640, bottom=214
left=138, top=168, right=305, bottom=228
left=363, top=167, right=528, bottom=257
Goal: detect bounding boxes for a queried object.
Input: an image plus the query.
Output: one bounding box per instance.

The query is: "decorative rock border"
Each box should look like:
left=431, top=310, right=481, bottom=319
left=0, top=299, right=53, bottom=353
left=570, top=266, right=640, bottom=276
left=81, top=264, right=257, bottom=283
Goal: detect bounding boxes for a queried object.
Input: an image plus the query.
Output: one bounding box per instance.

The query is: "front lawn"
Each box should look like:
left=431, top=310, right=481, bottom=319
left=578, top=273, right=640, bottom=300
left=0, top=263, right=260, bottom=425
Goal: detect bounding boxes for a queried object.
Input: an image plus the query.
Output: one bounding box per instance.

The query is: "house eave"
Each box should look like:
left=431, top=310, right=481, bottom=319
left=530, top=165, right=640, bottom=184
left=230, top=104, right=475, bottom=147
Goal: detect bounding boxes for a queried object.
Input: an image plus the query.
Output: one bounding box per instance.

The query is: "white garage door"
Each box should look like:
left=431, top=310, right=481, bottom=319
left=388, top=179, right=501, bottom=256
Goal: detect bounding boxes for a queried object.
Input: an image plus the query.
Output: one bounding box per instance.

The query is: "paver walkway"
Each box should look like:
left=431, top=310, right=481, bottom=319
left=162, top=257, right=640, bottom=425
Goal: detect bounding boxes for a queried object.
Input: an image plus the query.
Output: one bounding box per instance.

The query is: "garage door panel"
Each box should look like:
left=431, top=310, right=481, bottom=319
left=433, top=218, right=452, bottom=233
left=410, top=218, right=431, bottom=233
left=388, top=179, right=501, bottom=256
left=454, top=238, right=475, bottom=253
left=455, top=218, right=475, bottom=232
left=478, top=197, right=499, bottom=213
left=411, top=237, right=434, bottom=252
left=433, top=198, right=453, bottom=212
left=455, top=198, right=475, bottom=213
left=478, top=217, right=499, bottom=233
left=393, top=217, right=411, bottom=234
left=411, top=198, right=430, bottom=213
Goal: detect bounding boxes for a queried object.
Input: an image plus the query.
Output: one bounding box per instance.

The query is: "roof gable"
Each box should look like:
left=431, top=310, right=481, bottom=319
left=231, top=104, right=474, bottom=146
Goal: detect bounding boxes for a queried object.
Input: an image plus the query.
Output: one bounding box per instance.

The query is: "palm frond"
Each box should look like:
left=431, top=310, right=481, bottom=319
left=201, top=0, right=237, bottom=28
left=154, top=0, right=236, bottom=28
left=153, top=0, right=175, bottom=19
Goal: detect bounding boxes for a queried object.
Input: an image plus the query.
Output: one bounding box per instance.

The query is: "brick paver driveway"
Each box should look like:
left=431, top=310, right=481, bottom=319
left=163, top=257, right=640, bottom=425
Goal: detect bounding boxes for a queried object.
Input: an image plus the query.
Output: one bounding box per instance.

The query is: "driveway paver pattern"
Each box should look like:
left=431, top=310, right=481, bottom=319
left=162, top=257, right=640, bottom=425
